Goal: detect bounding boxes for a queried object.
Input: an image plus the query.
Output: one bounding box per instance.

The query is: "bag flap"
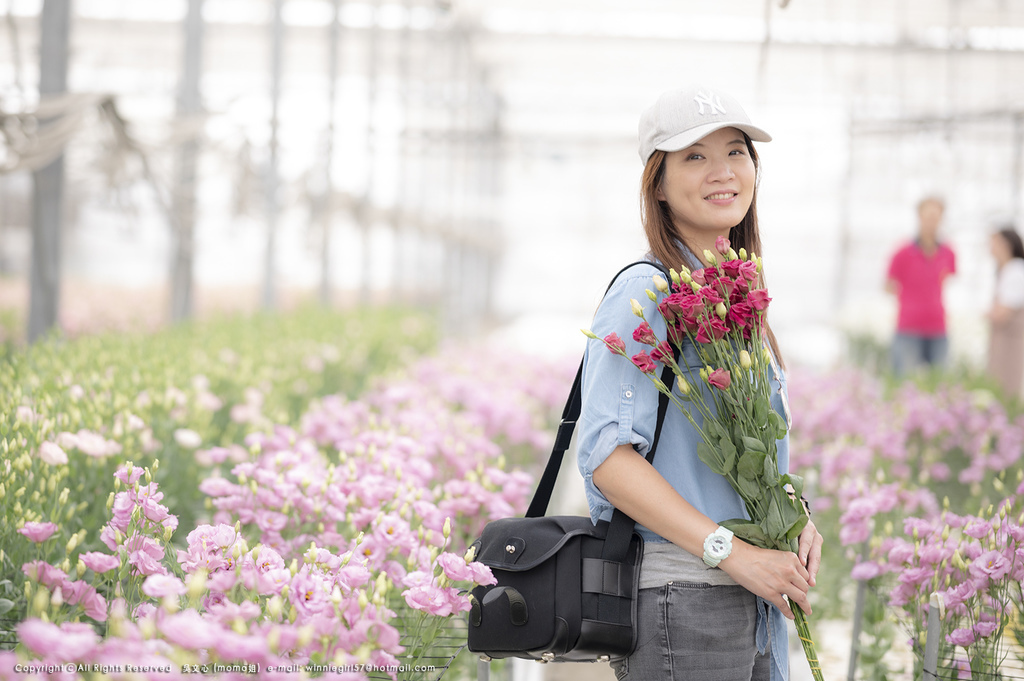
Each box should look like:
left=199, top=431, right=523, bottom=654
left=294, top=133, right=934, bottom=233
left=474, top=515, right=609, bottom=571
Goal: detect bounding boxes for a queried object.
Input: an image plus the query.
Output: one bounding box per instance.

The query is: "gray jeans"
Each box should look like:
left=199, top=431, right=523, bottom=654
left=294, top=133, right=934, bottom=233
left=610, top=582, right=771, bottom=681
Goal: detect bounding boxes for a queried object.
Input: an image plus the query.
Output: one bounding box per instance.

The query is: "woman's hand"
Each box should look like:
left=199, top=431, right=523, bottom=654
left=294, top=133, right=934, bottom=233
left=720, top=541, right=811, bottom=620
left=797, top=519, right=824, bottom=587
left=989, top=304, right=1012, bottom=325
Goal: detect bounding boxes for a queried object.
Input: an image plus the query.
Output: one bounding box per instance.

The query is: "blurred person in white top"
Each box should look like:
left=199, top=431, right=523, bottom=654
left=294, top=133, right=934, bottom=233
left=986, top=227, right=1024, bottom=399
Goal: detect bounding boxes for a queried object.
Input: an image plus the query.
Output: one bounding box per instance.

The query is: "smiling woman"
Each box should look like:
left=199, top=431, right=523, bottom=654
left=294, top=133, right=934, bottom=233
left=579, top=85, right=824, bottom=681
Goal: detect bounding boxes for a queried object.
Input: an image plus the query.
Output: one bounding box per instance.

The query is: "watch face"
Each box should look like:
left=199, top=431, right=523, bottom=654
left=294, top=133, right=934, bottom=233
left=709, top=536, right=729, bottom=557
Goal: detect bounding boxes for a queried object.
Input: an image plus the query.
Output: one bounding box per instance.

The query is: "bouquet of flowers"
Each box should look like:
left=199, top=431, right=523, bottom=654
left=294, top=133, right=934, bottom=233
left=583, top=236, right=822, bottom=680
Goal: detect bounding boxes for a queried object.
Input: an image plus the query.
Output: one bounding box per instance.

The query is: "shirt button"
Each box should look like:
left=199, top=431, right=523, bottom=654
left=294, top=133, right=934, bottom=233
left=624, top=390, right=633, bottom=398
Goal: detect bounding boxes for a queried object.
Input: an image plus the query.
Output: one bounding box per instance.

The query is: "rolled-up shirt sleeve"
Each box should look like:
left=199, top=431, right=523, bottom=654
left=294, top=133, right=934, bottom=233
left=577, top=264, right=669, bottom=521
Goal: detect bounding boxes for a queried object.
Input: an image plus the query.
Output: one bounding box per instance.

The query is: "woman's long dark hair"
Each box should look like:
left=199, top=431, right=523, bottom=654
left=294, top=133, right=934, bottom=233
left=640, top=135, right=784, bottom=367
left=996, top=227, right=1024, bottom=262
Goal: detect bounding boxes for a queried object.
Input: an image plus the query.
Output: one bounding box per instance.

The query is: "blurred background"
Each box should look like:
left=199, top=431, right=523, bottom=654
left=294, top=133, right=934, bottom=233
left=3, top=0, right=1024, bottom=365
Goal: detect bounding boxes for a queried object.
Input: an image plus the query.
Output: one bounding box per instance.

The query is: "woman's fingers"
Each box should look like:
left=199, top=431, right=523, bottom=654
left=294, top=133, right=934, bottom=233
left=798, top=521, right=824, bottom=587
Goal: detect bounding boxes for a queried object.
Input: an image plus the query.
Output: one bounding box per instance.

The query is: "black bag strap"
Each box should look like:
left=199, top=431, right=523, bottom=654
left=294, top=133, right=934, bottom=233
left=525, top=260, right=679, bottom=540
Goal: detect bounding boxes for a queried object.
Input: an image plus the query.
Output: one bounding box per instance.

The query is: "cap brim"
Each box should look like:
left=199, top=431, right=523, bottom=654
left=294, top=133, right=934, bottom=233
left=655, top=121, right=772, bottom=153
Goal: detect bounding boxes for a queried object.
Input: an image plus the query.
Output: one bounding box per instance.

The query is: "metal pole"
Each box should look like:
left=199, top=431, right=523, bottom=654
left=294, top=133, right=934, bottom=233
left=392, top=0, right=413, bottom=303
left=28, top=0, right=71, bottom=343
left=476, top=658, right=489, bottom=681
left=834, top=121, right=854, bottom=312
left=262, top=0, right=284, bottom=310
left=922, top=593, right=941, bottom=680
left=1013, top=114, right=1023, bottom=226
left=320, top=0, right=343, bottom=307
left=846, top=540, right=871, bottom=681
left=170, top=0, right=204, bottom=323
left=360, top=0, right=381, bottom=302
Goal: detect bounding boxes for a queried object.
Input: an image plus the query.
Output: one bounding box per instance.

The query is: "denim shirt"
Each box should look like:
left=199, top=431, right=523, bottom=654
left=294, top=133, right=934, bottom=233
left=577, top=258, right=790, bottom=681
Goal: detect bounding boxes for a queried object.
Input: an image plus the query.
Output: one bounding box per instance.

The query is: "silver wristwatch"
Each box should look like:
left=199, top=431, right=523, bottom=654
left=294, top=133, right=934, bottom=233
left=702, top=526, right=734, bottom=568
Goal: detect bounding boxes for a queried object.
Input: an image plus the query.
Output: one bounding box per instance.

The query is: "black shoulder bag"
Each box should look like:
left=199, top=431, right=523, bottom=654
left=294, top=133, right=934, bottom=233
left=467, top=261, right=677, bottom=663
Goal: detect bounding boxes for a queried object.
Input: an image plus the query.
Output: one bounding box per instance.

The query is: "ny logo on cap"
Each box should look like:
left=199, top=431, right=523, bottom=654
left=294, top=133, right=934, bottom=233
left=694, top=91, right=725, bottom=116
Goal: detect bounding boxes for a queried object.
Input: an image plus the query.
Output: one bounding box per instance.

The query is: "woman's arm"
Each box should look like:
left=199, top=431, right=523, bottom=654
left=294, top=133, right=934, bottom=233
left=988, top=303, right=1013, bottom=325
left=592, top=443, right=818, bottom=619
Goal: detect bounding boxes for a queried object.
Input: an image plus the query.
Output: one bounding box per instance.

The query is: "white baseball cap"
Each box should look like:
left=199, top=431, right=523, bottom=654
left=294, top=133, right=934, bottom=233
left=638, top=85, right=772, bottom=165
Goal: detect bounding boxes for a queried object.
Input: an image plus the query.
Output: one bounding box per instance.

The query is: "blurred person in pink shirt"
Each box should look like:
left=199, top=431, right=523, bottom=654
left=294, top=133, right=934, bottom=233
left=885, top=196, right=956, bottom=375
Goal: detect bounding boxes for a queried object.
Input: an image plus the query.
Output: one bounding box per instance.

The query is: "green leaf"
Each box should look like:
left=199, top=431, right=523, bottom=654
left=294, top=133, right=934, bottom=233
left=785, top=514, right=809, bottom=541
left=719, top=437, right=738, bottom=473
left=766, top=495, right=785, bottom=538
left=705, top=420, right=729, bottom=442
left=696, top=442, right=727, bottom=476
left=737, top=450, right=767, bottom=479
left=719, top=519, right=769, bottom=548
left=741, top=436, right=767, bottom=454
left=762, top=454, right=780, bottom=486
left=737, top=474, right=762, bottom=500
left=753, top=395, right=769, bottom=425
left=0, top=599, right=13, bottom=616
left=788, top=474, right=805, bottom=499
left=768, top=410, right=788, bottom=439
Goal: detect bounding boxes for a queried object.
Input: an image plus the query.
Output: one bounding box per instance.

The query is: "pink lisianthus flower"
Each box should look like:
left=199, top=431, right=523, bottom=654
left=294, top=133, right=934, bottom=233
left=80, top=552, right=121, bottom=574
left=113, top=465, right=144, bottom=486
left=632, top=322, right=657, bottom=346
left=603, top=333, right=626, bottom=354
left=695, top=317, right=729, bottom=344
left=436, top=553, right=474, bottom=582
left=403, top=584, right=459, bottom=617
left=970, top=550, right=1011, bottom=581
left=142, top=574, right=187, bottom=599
left=707, top=369, right=732, bottom=390
left=37, top=441, right=68, bottom=465
left=946, top=627, right=976, bottom=647
left=974, top=620, right=999, bottom=638
left=631, top=351, right=657, bottom=374
left=897, top=566, right=934, bottom=587
left=17, top=619, right=97, bottom=661
left=963, top=518, right=993, bottom=539
left=747, top=289, right=771, bottom=311
left=649, top=340, right=673, bottom=363
left=64, top=581, right=108, bottom=622
left=941, top=581, right=978, bottom=610
left=725, top=302, right=754, bottom=329
left=715, top=235, right=731, bottom=254
left=22, top=561, right=68, bottom=590
left=851, top=562, right=882, bottom=581
left=18, top=522, right=58, bottom=543
left=697, top=285, right=724, bottom=306
left=158, top=609, right=218, bottom=650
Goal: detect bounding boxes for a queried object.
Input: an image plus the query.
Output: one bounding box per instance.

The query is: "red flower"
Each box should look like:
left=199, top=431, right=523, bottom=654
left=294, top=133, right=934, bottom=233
left=738, top=260, right=758, bottom=282
left=747, top=289, right=772, bottom=311
left=720, top=260, right=742, bottom=278
left=698, top=286, right=724, bottom=305
left=632, top=322, right=657, bottom=345
left=696, top=317, right=730, bottom=344
left=708, top=368, right=732, bottom=390
left=631, top=350, right=657, bottom=374
left=726, top=302, right=754, bottom=329
left=650, top=340, right=673, bottom=363
left=604, top=332, right=626, bottom=354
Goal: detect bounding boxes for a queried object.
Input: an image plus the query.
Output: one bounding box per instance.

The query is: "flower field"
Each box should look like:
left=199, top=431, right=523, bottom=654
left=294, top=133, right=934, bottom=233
left=5, top=298, right=1024, bottom=680
left=788, top=367, right=1024, bottom=678
left=0, top=306, right=574, bottom=680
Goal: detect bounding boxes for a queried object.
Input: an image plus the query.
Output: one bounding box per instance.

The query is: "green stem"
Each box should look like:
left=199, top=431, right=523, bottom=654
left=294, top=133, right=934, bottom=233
left=793, top=603, right=824, bottom=681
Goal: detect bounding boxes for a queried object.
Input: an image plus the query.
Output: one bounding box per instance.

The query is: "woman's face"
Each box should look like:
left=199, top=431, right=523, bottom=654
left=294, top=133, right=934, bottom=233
left=656, top=126, right=756, bottom=243
left=990, top=233, right=1011, bottom=262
